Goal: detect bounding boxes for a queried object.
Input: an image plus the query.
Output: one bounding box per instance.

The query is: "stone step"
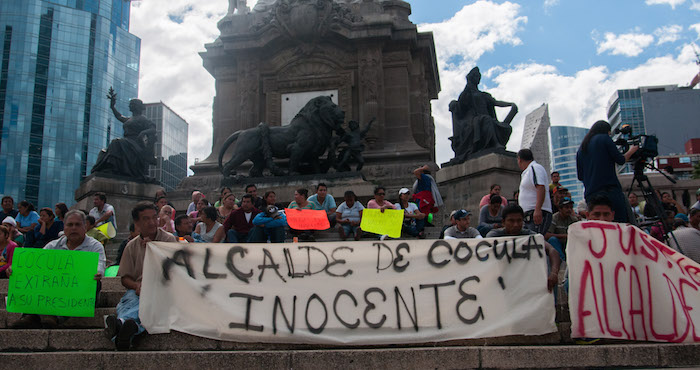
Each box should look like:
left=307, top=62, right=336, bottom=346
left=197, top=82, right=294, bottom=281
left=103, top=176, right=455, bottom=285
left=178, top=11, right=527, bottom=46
left=0, top=308, right=115, bottom=329
left=0, top=343, right=698, bottom=369
left=0, top=328, right=563, bottom=352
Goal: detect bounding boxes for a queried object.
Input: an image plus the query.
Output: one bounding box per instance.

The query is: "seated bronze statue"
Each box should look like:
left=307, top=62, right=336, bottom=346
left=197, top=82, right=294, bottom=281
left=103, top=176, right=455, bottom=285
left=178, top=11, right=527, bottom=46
left=447, top=67, right=518, bottom=165
left=91, top=87, right=157, bottom=182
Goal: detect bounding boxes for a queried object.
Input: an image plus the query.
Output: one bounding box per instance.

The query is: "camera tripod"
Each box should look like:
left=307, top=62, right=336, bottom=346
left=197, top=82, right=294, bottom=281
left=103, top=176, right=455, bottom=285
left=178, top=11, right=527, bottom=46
left=626, top=158, right=682, bottom=251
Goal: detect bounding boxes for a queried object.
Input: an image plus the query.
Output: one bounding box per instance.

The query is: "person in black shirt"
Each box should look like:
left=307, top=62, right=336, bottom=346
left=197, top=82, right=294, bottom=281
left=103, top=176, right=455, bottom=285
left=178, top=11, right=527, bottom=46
left=0, top=196, right=18, bottom=221
left=576, top=121, right=638, bottom=223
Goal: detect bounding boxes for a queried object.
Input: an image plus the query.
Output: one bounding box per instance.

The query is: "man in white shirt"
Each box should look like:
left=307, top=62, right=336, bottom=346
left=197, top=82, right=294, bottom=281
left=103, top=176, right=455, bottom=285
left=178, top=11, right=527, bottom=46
left=89, top=192, right=116, bottom=233
left=517, top=149, right=553, bottom=235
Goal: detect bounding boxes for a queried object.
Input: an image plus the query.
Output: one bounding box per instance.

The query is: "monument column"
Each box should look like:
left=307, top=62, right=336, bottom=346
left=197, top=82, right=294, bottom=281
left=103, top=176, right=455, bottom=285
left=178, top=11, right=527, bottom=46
left=238, top=59, right=260, bottom=129
left=358, top=46, right=384, bottom=148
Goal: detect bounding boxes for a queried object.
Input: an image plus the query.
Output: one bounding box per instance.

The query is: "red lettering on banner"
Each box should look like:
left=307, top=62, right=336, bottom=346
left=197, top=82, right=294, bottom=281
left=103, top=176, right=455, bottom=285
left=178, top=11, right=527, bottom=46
left=577, top=260, right=604, bottom=337
left=628, top=266, right=648, bottom=341
left=600, top=263, right=622, bottom=337
left=581, top=222, right=617, bottom=258
left=614, top=262, right=630, bottom=339
left=683, top=264, right=700, bottom=288
left=616, top=224, right=638, bottom=256
left=678, top=279, right=700, bottom=342
left=638, top=233, right=660, bottom=262
left=647, top=267, right=677, bottom=341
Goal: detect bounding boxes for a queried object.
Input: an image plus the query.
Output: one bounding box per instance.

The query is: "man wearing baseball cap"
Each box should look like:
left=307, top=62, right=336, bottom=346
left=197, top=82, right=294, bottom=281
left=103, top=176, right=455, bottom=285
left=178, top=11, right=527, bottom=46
left=545, top=196, right=580, bottom=261
left=250, top=204, right=287, bottom=243
left=443, top=210, right=481, bottom=239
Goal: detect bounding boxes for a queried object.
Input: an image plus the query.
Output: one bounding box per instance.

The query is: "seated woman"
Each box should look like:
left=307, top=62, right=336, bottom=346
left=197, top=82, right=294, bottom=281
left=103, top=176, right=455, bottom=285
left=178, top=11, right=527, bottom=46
left=217, top=193, right=237, bottom=224
left=394, top=188, right=426, bottom=238
left=479, top=184, right=508, bottom=208
left=189, top=197, right=210, bottom=224
left=15, top=201, right=39, bottom=246
left=336, top=191, right=364, bottom=241
left=2, top=217, right=24, bottom=247
left=0, top=225, right=18, bottom=278
left=478, top=194, right=504, bottom=236
left=33, top=208, right=63, bottom=249
left=288, top=188, right=318, bottom=241
left=195, top=206, right=223, bottom=243
left=158, top=205, right=176, bottom=233
left=54, top=203, right=69, bottom=223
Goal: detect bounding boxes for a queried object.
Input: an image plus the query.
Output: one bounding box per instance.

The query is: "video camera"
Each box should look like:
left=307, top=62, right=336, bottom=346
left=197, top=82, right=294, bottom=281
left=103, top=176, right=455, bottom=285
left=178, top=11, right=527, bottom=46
left=614, top=124, right=659, bottom=161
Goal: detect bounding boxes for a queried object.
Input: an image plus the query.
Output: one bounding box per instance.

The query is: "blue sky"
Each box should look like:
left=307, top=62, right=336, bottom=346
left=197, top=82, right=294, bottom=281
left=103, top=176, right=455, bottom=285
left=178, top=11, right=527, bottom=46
left=129, top=0, right=700, bottom=167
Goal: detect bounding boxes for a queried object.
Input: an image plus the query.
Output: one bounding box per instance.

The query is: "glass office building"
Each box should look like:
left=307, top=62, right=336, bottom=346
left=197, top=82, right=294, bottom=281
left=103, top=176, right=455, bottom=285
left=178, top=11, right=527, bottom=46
left=144, top=103, right=188, bottom=192
left=550, top=126, right=587, bottom=204
left=0, top=0, right=140, bottom=207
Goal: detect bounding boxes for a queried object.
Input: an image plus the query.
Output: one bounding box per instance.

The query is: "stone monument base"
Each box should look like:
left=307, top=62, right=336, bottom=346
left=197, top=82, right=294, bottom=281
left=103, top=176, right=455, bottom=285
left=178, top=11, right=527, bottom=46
left=436, top=152, right=521, bottom=226
left=74, top=174, right=164, bottom=239
left=170, top=172, right=379, bottom=211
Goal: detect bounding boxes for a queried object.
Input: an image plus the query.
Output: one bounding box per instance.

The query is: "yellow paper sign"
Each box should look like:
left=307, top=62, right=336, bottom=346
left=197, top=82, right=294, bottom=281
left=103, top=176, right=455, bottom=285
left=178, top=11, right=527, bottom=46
left=360, top=208, right=404, bottom=238
left=96, top=222, right=116, bottom=239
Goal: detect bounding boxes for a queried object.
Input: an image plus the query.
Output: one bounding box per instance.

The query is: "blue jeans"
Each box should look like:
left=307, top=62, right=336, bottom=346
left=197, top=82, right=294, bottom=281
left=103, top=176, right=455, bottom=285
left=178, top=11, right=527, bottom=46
left=115, top=290, right=146, bottom=339
left=226, top=229, right=250, bottom=243
left=547, top=236, right=566, bottom=262
left=586, top=186, right=629, bottom=223
left=248, top=226, right=285, bottom=243
left=402, top=219, right=425, bottom=237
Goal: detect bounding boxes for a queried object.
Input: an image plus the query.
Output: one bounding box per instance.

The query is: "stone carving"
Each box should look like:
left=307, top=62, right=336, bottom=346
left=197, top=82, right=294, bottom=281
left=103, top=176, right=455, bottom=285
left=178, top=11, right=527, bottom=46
left=334, top=118, right=374, bottom=172
left=91, top=87, right=157, bottom=182
left=228, top=0, right=249, bottom=15
left=447, top=67, right=518, bottom=166
left=218, top=96, right=345, bottom=177
left=252, top=0, right=362, bottom=37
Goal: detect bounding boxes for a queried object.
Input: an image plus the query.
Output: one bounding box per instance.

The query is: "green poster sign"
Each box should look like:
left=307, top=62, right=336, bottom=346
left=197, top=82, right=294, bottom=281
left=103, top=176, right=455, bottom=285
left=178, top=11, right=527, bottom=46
left=6, top=248, right=98, bottom=317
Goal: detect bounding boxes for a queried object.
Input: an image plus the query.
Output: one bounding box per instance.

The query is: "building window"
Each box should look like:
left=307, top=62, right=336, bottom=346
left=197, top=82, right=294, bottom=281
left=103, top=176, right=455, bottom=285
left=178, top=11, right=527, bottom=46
left=679, top=157, right=690, bottom=164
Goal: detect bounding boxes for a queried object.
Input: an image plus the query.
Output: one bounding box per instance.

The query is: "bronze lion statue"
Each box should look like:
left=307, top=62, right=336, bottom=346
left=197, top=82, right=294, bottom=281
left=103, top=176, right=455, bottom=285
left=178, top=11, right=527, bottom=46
left=218, top=96, right=345, bottom=177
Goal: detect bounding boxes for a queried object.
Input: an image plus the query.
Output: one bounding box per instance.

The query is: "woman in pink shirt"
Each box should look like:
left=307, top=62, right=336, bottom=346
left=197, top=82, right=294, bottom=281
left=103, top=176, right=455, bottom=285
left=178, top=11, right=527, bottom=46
left=479, top=183, right=508, bottom=208
left=367, top=186, right=394, bottom=210
left=0, top=225, right=18, bottom=279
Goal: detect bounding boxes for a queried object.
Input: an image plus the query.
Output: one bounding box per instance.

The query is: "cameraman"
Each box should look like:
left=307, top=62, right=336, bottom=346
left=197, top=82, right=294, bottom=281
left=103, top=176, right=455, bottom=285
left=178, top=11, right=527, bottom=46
left=576, top=120, right=638, bottom=223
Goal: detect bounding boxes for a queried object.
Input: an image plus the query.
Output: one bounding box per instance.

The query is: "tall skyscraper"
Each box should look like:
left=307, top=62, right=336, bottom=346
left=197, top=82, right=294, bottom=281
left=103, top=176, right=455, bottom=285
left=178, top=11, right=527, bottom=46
left=521, top=103, right=551, bottom=174
left=549, top=126, right=587, bottom=204
left=144, top=102, right=188, bottom=192
left=0, top=0, right=140, bottom=207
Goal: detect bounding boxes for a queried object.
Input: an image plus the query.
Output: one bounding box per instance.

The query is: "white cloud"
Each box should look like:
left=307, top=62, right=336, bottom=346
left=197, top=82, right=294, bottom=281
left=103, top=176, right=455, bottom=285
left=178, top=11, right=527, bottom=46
left=543, top=0, right=559, bottom=13
left=130, top=1, right=229, bottom=169
left=595, top=31, right=654, bottom=57
left=691, top=23, right=700, bottom=39
left=654, top=25, right=683, bottom=44
left=645, top=0, right=686, bottom=8
left=692, top=1, right=700, bottom=10
left=419, top=1, right=527, bottom=70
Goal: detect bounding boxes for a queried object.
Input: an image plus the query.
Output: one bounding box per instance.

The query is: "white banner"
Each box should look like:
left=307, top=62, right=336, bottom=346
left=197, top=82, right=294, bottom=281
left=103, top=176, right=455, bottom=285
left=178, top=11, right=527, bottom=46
left=140, top=236, right=556, bottom=345
left=568, top=221, right=700, bottom=343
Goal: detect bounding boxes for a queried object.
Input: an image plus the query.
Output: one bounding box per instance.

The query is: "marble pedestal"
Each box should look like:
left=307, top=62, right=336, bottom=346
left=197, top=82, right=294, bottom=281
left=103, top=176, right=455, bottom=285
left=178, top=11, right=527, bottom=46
left=74, top=174, right=164, bottom=239
left=436, top=152, right=521, bottom=226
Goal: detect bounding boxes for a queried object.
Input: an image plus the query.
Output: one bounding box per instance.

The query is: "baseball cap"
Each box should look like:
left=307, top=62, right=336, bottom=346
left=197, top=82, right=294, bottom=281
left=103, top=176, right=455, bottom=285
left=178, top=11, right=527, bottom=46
left=559, top=197, right=574, bottom=207
left=2, top=216, right=16, bottom=227
left=453, top=209, right=471, bottom=220
left=398, top=188, right=410, bottom=195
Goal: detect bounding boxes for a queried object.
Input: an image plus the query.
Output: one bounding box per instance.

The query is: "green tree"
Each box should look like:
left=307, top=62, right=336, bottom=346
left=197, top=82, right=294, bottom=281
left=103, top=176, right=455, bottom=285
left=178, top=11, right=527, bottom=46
left=693, top=160, right=700, bottom=179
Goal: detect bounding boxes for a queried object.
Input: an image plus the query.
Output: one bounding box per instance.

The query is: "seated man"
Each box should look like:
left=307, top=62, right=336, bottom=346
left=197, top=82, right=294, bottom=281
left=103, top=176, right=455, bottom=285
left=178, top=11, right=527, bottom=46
left=443, top=209, right=481, bottom=239
left=173, top=214, right=205, bottom=243
left=308, top=183, right=337, bottom=227
left=104, top=202, right=176, bottom=350
left=250, top=205, right=287, bottom=243
left=477, top=194, right=504, bottom=236
left=668, top=208, right=700, bottom=263
left=238, top=184, right=265, bottom=210
left=487, top=205, right=561, bottom=292
left=216, top=194, right=261, bottom=243
left=544, top=197, right=579, bottom=261
left=86, top=215, right=109, bottom=246
left=9, top=210, right=105, bottom=328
